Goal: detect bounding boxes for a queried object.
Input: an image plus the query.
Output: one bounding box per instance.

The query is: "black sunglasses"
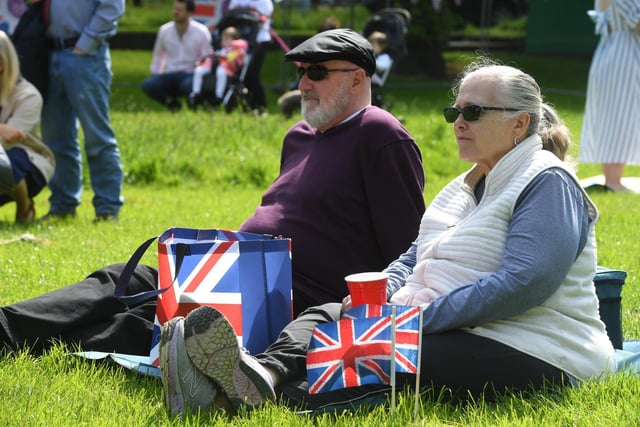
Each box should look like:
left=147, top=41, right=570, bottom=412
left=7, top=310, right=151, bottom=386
left=442, top=105, right=520, bottom=123
left=297, top=65, right=358, bottom=81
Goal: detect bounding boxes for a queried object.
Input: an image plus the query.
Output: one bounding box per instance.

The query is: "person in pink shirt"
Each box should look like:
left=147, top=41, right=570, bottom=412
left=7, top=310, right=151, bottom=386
left=188, top=26, right=249, bottom=109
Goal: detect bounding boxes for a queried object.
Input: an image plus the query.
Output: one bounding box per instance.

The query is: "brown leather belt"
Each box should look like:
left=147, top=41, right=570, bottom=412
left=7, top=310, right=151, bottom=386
left=50, top=36, right=79, bottom=50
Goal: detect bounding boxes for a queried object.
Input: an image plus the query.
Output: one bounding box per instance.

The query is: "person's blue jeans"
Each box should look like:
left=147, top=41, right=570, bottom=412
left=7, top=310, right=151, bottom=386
left=141, top=72, right=193, bottom=106
left=41, top=43, right=123, bottom=216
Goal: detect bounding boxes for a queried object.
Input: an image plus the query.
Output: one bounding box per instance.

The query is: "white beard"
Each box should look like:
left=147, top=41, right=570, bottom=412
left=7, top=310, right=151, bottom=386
left=302, top=81, right=350, bottom=129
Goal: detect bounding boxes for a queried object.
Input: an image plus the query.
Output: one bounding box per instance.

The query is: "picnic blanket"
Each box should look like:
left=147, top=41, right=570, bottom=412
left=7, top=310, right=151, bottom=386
left=615, top=341, right=640, bottom=375
left=75, top=352, right=161, bottom=377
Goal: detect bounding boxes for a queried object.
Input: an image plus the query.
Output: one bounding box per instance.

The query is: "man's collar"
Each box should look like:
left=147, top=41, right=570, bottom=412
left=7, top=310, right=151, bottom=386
left=318, top=106, right=370, bottom=133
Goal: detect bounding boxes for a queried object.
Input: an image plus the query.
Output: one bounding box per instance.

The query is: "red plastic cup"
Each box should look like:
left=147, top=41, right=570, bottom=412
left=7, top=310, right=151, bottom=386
left=345, top=272, right=388, bottom=307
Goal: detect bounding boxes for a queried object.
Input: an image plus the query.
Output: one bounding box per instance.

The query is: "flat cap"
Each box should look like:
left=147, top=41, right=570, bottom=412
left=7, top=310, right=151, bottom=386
left=285, top=28, right=376, bottom=76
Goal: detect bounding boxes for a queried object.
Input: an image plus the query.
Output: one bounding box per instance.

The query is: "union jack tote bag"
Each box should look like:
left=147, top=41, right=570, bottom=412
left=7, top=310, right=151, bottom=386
left=115, top=227, right=292, bottom=366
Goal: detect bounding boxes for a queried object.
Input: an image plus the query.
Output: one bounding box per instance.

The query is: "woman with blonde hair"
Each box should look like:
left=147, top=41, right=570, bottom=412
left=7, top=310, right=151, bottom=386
left=0, top=31, right=54, bottom=223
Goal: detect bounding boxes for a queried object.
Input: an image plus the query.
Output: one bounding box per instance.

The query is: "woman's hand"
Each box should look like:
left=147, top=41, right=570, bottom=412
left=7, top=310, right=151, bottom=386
left=341, top=294, right=353, bottom=313
left=0, top=125, right=26, bottom=144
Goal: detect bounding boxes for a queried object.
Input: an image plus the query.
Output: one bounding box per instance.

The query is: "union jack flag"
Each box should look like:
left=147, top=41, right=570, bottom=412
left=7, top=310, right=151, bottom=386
left=306, top=305, right=421, bottom=394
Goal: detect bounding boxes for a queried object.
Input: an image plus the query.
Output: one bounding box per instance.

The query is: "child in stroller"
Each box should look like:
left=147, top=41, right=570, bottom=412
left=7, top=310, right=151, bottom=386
left=361, top=8, right=411, bottom=110
left=367, top=31, right=392, bottom=88
left=197, top=7, right=261, bottom=112
left=188, top=26, right=249, bottom=110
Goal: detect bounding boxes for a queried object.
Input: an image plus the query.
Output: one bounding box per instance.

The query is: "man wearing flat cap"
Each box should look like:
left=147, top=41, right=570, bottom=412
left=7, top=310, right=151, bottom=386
left=278, top=26, right=377, bottom=117
left=284, top=29, right=380, bottom=132
left=241, top=28, right=425, bottom=313
left=159, top=28, right=426, bottom=416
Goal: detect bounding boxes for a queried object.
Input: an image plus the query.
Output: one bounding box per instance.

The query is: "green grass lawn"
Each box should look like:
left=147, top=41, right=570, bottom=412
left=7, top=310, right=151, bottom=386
left=0, top=48, right=639, bottom=425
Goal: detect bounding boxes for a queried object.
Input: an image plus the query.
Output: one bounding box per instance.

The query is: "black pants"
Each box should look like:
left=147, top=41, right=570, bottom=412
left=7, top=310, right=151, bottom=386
left=259, top=303, right=569, bottom=411
left=0, top=269, right=568, bottom=410
left=244, top=41, right=268, bottom=110
left=0, top=263, right=157, bottom=356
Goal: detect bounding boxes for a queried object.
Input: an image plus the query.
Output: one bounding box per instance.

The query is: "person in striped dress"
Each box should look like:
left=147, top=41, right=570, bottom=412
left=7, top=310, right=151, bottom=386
left=579, top=0, right=640, bottom=192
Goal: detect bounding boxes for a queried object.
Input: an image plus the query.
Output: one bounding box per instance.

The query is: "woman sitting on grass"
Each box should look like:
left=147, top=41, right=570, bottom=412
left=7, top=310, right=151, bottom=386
left=0, top=31, right=54, bottom=224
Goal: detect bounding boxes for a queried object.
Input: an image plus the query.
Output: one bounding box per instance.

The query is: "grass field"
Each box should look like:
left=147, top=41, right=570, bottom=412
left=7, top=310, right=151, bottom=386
left=0, top=47, right=639, bottom=426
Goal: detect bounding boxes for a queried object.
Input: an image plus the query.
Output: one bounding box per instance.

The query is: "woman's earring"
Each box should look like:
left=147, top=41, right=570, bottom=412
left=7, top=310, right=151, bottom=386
left=513, top=136, right=519, bottom=146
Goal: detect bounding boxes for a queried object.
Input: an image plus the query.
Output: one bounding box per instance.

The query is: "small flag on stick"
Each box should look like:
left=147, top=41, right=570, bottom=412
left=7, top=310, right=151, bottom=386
left=307, top=304, right=421, bottom=395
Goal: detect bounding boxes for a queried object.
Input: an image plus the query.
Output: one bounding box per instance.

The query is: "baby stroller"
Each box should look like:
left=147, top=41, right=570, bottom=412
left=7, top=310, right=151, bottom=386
left=361, top=8, right=411, bottom=110
left=201, top=7, right=261, bottom=113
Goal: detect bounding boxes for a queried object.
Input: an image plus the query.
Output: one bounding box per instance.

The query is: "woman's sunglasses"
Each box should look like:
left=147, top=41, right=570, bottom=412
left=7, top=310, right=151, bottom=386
left=442, top=105, right=520, bottom=123
left=297, top=65, right=358, bottom=81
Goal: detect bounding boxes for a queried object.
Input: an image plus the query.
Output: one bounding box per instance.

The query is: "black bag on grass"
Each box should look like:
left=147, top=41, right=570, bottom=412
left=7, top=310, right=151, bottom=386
left=594, top=266, right=627, bottom=350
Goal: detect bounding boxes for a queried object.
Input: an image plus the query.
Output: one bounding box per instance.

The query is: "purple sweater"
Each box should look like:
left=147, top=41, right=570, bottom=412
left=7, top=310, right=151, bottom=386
left=240, top=106, right=425, bottom=314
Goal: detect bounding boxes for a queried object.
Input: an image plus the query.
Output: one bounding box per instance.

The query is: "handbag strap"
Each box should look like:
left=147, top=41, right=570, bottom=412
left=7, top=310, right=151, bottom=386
left=114, top=236, right=188, bottom=306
